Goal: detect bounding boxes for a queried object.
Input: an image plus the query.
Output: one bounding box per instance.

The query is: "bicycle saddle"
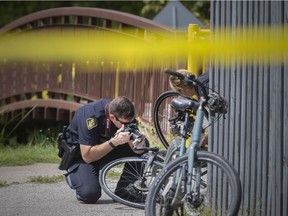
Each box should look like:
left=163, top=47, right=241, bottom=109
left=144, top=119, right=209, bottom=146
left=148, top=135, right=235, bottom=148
left=171, top=97, right=199, bottom=112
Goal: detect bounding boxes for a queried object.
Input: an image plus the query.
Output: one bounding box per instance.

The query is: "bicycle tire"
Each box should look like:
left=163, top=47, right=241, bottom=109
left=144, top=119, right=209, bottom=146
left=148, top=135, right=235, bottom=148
left=99, top=156, right=163, bottom=209
left=153, top=91, right=181, bottom=149
left=145, top=151, right=242, bottom=216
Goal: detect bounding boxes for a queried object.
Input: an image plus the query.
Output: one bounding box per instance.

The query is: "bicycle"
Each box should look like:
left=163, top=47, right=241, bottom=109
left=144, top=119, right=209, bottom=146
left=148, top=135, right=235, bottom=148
left=99, top=145, right=166, bottom=209
left=98, top=135, right=193, bottom=209
left=99, top=70, right=211, bottom=210
left=153, top=74, right=209, bottom=149
left=145, top=69, right=242, bottom=216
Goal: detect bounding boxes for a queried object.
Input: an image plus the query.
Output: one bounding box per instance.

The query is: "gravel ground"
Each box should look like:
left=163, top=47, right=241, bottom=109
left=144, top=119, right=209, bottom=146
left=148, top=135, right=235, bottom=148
left=0, top=163, right=144, bottom=216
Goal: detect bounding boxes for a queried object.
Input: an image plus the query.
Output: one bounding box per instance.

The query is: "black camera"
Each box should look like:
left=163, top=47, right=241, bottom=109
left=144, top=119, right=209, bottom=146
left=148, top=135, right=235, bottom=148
left=123, top=123, right=142, bottom=144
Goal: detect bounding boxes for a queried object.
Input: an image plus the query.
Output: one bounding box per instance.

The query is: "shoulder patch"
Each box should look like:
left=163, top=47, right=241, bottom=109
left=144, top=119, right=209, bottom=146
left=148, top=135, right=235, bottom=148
left=86, top=118, right=97, bottom=130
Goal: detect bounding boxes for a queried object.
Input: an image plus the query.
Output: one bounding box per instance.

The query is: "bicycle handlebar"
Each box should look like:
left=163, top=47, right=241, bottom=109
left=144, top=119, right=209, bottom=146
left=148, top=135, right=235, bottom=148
left=165, top=69, right=187, bottom=80
left=164, top=69, right=209, bottom=99
left=165, top=69, right=228, bottom=116
left=133, top=146, right=159, bottom=152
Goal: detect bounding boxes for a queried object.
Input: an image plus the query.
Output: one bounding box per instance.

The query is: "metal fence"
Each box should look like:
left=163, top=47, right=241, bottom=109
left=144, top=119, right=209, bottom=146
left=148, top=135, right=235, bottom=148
left=210, top=1, right=287, bottom=215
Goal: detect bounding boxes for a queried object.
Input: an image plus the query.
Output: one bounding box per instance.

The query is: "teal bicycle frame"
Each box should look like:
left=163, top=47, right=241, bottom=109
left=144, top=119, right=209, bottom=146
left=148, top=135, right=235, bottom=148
left=187, top=97, right=206, bottom=198
left=170, top=97, right=206, bottom=206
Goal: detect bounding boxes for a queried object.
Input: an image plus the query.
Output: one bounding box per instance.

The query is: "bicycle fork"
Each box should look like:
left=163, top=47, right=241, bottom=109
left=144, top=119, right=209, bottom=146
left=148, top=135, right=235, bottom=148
left=138, top=150, right=160, bottom=190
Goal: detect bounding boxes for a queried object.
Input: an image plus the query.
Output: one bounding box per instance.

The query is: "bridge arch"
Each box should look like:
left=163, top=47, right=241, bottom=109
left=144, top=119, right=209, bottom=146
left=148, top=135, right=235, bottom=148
left=0, top=7, right=181, bottom=124
left=0, top=7, right=175, bottom=34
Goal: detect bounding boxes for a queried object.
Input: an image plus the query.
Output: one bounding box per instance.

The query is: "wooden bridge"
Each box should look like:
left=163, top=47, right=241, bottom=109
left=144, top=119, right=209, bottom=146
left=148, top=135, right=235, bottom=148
left=0, top=7, right=182, bottom=124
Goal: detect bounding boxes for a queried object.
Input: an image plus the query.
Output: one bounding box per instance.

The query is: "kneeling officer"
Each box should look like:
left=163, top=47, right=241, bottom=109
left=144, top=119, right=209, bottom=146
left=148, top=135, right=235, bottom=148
left=58, top=96, right=147, bottom=204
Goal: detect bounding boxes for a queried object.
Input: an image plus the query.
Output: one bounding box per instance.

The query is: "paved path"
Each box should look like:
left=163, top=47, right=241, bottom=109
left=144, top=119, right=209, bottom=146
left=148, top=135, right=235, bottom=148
left=0, top=163, right=144, bottom=216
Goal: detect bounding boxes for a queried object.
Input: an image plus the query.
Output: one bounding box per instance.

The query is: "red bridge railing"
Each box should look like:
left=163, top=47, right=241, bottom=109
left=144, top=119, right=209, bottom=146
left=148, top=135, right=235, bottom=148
left=0, top=7, right=184, bottom=124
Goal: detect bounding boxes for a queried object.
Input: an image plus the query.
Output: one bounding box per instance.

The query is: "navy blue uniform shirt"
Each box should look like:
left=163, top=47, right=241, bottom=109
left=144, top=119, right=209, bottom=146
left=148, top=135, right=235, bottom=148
left=66, top=99, right=117, bottom=147
left=195, top=72, right=209, bottom=97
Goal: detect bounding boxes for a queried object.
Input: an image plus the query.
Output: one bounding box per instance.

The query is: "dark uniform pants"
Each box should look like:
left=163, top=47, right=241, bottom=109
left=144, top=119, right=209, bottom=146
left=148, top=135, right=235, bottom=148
left=65, top=144, right=140, bottom=204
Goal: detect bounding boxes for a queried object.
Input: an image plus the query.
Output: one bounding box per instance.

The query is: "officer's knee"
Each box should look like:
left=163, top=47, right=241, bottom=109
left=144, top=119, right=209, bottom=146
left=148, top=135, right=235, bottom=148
left=76, top=187, right=101, bottom=204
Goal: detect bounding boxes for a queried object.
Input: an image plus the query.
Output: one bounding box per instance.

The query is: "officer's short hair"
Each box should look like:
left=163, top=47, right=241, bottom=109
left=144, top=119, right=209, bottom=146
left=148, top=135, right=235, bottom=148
left=109, top=96, right=135, bottom=119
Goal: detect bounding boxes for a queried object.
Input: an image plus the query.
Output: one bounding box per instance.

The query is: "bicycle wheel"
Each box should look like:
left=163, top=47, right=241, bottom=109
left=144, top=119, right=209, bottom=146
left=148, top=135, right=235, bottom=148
left=145, top=151, right=242, bottom=216
left=99, top=156, right=163, bottom=209
left=153, top=91, right=181, bottom=149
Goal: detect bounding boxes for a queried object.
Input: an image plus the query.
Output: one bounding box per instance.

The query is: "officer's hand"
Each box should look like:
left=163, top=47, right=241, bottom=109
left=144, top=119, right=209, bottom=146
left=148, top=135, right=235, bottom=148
left=111, top=125, right=131, bottom=146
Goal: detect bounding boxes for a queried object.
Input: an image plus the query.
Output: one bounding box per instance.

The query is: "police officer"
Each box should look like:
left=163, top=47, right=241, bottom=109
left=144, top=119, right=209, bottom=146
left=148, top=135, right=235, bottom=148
left=64, top=96, right=147, bottom=204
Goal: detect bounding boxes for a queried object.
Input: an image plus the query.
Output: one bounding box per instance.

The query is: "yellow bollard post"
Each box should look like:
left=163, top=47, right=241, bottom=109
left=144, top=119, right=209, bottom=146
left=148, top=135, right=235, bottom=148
left=114, top=62, right=119, bottom=98
left=187, top=24, right=211, bottom=77
left=187, top=24, right=200, bottom=76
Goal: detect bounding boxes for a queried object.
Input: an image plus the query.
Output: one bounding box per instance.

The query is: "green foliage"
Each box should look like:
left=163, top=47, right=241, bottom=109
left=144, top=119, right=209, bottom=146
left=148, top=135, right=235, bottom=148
left=0, top=105, right=60, bottom=149
left=141, top=0, right=168, bottom=18
left=0, top=106, right=36, bottom=147
left=137, top=117, right=165, bottom=150
left=182, top=1, right=210, bottom=26
left=26, top=128, right=58, bottom=147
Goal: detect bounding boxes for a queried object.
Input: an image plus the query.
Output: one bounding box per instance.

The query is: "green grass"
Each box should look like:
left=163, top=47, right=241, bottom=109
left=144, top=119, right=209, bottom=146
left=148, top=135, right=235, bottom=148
left=0, top=144, right=65, bottom=186
left=0, top=144, right=60, bottom=166
left=106, top=166, right=123, bottom=180
left=0, top=175, right=65, bottom=186
left=0, top=180, right=8, bottom=187
left=0, top=180, right=20, bottom=187
left=28, top=175, right=65, bottom=183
